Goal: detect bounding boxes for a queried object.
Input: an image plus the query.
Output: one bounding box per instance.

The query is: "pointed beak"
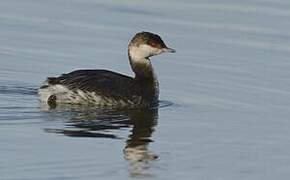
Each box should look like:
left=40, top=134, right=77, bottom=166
left=162, top=47, right=176, bottom=53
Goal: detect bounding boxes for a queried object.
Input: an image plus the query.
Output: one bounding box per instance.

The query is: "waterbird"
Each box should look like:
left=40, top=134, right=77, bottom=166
left=39, top=32, right=175, bottom=108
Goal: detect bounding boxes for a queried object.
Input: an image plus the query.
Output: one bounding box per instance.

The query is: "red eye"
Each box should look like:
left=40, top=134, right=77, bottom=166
left=149, top=41, right=157, bottom=47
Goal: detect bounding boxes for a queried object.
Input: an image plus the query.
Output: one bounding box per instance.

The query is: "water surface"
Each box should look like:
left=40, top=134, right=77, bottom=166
left=1, top=0, right=290, bottom=179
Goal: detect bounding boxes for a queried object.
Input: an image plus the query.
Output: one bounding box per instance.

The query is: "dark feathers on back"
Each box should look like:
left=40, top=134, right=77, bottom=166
left=44, top=69, right=157, bottom=105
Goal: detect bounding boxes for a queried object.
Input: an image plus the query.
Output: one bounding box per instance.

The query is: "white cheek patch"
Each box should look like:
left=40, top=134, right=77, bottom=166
left=139, top=44, right=163, bottom=56
left=139, top=44, right=155, bottom=57
left=130, top=45, right=163, bottom=61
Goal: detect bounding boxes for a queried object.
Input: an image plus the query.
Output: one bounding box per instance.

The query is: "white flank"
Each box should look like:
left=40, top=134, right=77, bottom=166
left=38, top=82, right=135, bottom=106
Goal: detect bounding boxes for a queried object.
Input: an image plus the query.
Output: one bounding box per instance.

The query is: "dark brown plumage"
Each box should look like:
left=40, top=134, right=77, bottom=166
left=39, top=32, right=174, bottom=108
left=41, top=69, right=158, bottom=107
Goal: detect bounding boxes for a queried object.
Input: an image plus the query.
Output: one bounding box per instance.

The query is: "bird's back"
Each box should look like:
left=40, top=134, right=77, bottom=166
left=39, top=69, right=158, bottom=107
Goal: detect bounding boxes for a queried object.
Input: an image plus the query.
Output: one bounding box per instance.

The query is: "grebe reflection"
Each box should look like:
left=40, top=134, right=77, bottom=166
left=44, top=107, right=159, bottom=176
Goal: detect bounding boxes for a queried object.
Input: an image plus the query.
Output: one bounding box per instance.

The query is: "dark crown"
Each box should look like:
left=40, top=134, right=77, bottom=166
left=129, top=31, right=167, bottom=49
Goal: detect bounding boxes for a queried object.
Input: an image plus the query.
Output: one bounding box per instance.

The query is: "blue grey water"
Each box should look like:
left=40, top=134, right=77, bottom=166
left=1, top=0, right=290, bottom=179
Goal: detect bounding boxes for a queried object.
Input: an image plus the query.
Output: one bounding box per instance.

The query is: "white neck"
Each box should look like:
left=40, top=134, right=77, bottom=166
left=128, top=45, right=151, bottom=63
left=128, top=45, right=154, bottom=79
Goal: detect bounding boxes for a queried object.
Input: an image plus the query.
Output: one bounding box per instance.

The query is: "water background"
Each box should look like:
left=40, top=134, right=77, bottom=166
left=1, top=0, right=290, bottom=179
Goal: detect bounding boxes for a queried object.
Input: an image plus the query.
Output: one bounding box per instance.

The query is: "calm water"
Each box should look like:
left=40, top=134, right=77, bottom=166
left=1, top=0, right=290, bottom=179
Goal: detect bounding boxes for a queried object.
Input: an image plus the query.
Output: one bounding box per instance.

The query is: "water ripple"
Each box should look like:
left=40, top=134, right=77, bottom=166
left=0, top=84, right=38, bottom=96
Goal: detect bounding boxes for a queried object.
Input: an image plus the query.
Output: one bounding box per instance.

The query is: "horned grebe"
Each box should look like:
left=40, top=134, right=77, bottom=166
left=39, top=32, right=175, bottom=108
